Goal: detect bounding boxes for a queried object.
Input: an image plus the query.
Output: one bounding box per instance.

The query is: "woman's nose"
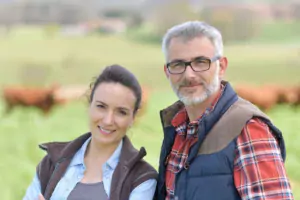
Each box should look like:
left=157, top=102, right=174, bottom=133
left=102, top=111, right=114, bottom=125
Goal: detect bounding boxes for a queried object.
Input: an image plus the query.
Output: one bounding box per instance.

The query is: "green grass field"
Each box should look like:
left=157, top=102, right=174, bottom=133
left=0, top=26, right=299, bottom=199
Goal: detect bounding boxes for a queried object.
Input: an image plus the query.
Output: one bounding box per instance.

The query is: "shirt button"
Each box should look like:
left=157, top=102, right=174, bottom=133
left=184, top=162, right=190, bottom=169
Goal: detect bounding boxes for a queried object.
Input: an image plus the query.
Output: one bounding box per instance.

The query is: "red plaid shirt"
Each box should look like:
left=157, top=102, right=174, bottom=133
left=165, top=88, right=223, bottom=199
left=165, top=93, right=293, bottom=199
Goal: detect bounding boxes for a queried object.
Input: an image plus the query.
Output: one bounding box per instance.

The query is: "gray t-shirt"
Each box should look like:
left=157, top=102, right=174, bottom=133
left=67, top=182, right=108, bottom=200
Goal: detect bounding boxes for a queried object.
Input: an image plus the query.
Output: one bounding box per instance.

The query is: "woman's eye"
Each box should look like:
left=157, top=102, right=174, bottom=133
left=97, top=104, right=105, bottom=109
left=119, top=110, right=127, bottom=116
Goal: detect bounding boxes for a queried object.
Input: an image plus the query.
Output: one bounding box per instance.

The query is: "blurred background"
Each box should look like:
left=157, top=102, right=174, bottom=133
left=0, top=0, right=299, bottom=199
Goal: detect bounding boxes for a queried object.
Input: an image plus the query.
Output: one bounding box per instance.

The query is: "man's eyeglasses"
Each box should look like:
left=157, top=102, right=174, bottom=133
left=166, top=55, right=221, bottom=74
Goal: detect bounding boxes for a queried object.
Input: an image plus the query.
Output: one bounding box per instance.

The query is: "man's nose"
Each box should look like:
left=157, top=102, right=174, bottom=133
left=184, top=64, right=197, bottom=78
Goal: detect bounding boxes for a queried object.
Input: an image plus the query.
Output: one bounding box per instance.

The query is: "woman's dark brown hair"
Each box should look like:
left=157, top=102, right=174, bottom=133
left=89, top=64, right=142, bottom=114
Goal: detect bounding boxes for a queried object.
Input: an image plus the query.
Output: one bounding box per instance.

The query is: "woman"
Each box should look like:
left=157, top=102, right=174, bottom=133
left=23, top=64, right=158, bottom=200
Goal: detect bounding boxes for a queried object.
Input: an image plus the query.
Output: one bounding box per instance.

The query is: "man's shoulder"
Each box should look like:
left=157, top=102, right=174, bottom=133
left=230, top=97, right=271, bottom=120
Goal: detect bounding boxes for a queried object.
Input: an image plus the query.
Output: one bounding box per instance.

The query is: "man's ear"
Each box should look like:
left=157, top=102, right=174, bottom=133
left=164, top=65, right=169, bottom=78
left=219, top=57, right=228, bottom=79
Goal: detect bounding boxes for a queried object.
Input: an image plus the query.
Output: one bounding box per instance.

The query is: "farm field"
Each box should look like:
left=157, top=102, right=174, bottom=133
left=0, top=27, right=299, bottom=199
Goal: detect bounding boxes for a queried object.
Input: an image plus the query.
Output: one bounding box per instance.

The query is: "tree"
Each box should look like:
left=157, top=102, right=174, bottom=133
left=200, top=6, right=261, bottom=43
left=151, top=0, right=199, bottom=37
left=291, top=2, right=300, bottom=20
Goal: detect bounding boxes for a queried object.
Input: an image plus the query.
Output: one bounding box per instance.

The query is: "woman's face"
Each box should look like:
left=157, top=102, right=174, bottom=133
left=89, top=82, right=136, bottom=146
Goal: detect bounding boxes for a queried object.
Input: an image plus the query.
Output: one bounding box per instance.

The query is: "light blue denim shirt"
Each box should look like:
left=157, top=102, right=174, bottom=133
left=23, top=137, right=157, bottom=200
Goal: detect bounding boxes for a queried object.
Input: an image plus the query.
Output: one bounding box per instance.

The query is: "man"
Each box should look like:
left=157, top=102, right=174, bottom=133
left=156, top=21, right=293, bottom=200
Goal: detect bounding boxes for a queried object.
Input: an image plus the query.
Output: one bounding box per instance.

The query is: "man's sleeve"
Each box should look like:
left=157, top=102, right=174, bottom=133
left=234, top=118, right=294, bottom=200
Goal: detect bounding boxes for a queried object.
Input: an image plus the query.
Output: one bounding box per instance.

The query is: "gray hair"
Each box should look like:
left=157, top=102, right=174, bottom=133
left=162, top=21, right=224, bottom=61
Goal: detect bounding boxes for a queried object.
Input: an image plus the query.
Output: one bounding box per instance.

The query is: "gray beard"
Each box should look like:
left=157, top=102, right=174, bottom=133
left=171, top=67, right=220, bottom=106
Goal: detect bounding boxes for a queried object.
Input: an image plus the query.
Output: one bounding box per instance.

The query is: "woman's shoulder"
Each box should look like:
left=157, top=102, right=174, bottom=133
left=36, top=133, right=91, bottom=180
left=119, top=136, right=157, bottom=179
left=122, top=137, right=157, bottom=169
left=123, top=155, right=157, bottom=194
left=38, top=133, right=91, bottom=161
left=134, top=157, right=157, bottom=173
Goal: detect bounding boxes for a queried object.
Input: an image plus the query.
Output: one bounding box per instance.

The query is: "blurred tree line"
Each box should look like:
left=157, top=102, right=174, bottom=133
left=147, top=0, right=300, bottom=44
left=151, top=1, right=260, bottom=43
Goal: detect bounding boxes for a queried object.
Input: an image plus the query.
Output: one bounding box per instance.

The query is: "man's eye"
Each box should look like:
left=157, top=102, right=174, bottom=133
left=194, top=59, right=209, bottom=64
left=170, top=62, right=184, bottom=68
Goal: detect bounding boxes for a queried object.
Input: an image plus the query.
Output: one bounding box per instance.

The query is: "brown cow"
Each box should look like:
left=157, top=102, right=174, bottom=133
left=234, top=84, right=279, bottom=112
left=53, top=84, right=89, bottom=103
left=265, top=84, right=298, bottom=105
left=234, top=84, right=300, bottom=112
left=292, top=85, right=300, bottom=107
left=2, top=84, right=60, bottom=115
left=137, top=86, right=151, bottom=118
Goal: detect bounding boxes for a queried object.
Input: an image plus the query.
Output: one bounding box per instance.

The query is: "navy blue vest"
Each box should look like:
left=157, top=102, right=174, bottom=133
left=156, top=82, right=285, bottom=200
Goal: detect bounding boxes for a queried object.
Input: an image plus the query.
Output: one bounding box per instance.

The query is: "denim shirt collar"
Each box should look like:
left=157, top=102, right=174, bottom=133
left=69, top=136, right=123, bottom=170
